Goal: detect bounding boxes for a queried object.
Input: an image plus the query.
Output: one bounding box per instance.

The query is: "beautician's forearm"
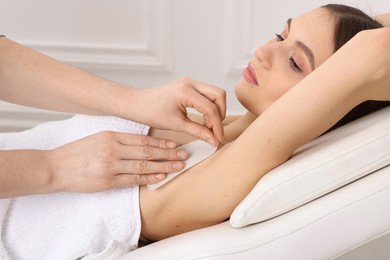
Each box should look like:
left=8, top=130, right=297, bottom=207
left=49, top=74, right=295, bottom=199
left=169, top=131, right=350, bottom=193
left=0, top=37, right=136, bottom=119
left=0, top=150, right=56, bottom=198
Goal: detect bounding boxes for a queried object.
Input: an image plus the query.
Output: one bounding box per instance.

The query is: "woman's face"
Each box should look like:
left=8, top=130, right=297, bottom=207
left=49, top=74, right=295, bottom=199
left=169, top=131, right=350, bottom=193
left=235, top=8, right=335, bottom=116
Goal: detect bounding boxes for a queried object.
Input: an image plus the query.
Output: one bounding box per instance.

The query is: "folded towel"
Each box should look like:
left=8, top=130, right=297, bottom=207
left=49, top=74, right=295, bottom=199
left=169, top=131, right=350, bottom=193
left=0, top=114, right=149, bottom=150
left=3, top=187, right=141, bottom=260
left=0, top=199, right=12, bottom=260
left=83, top=240, right=136, bottom=260
left=0, top=115, right=150, bottom=259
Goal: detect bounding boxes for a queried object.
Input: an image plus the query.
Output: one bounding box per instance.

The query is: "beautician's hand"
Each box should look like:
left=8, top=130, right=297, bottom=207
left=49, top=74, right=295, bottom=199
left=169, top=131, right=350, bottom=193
left=48, top=131, right=188, bottom=192
left=133, top=77, right=226, bottom=146
left=0, top=37, right=226, bottom=145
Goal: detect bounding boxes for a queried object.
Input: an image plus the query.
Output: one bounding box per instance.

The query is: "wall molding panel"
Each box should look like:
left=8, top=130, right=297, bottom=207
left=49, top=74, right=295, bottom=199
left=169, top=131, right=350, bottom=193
left=0, top=110, right=71, bottom=133
left=224, top=0, right=255, bottom=76
left=0, top=102, right=72, bottom=132
left=23, top=0, right=173, bottom=73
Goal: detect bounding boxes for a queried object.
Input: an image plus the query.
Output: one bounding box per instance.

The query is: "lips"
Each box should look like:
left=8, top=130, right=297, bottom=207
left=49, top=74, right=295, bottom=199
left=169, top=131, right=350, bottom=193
left=242, top=62, right=258, bottom=85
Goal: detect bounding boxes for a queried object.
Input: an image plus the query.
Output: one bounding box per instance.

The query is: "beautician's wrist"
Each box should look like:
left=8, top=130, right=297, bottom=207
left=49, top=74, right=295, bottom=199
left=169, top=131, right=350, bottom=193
left=119, top=85, right=140, bottom=120
left=100, top=83, right=139, bottom=121
left=43, top=150, right=66, bottom=194
left=17, top=150, right=60, bottom=196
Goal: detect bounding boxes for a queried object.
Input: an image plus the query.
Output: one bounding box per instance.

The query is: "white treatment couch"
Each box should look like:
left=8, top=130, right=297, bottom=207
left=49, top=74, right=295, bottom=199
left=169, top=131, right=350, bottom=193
left=119, top=106, right=390, bottom=260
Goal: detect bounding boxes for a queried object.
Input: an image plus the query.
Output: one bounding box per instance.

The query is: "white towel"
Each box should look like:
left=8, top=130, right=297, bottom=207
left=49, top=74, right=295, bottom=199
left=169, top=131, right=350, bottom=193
left=0, top=115, right=150, bottom=259
left=82, top=240, right=134, bottom=260
left=0, top=114, right=149, bottom=150
left=0, top=199, right=12, bottom=260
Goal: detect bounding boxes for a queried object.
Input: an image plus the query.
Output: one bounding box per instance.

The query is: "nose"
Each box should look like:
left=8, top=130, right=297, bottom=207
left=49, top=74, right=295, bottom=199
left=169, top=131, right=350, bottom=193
left=254, top=43, right=275, bottom=70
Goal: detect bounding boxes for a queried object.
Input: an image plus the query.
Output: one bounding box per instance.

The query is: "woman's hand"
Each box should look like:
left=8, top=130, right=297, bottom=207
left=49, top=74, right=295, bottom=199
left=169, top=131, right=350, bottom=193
left=322, top=28, right=390, bottom=102
left=353, top=28, right=390, bottom=101
left=132, top=77, right=226, bottom=146
left=375, top=13, right=390, bottom=27
left=47, top=131, right=188, bottom=193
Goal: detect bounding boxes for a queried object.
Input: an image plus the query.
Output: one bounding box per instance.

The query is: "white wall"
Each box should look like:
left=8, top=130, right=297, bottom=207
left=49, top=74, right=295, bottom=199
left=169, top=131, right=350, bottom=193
left=0, top=0, right=389, bottom=131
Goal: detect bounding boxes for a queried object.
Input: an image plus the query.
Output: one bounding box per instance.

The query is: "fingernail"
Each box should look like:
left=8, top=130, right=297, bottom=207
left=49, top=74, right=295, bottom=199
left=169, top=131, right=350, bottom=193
left=177, top=150, right=187, bottom=159
left=203, top=115, right=208, bottom=126
left=167, top=141, right=177, bottom=148
left=207, top=138, right=217, bottom=147
left=156, top=173, right=166, bottom=180
left=173, top=162, right=184, bottom=170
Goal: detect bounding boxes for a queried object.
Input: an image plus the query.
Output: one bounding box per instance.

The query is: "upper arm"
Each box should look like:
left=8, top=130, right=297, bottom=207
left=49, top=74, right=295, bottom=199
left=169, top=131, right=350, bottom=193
left=140, top=36, right=379, bottom=241
left=140, top=143, right=258, bottom=241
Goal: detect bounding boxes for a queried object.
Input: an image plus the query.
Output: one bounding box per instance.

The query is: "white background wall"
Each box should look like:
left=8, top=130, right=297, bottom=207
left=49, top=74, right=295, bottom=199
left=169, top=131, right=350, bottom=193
left=0, top=0, right=389, bottom=131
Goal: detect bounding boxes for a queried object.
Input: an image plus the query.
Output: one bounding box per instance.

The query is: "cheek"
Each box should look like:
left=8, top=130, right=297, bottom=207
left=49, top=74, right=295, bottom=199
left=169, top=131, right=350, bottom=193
left=265, top=76, right=301, bottom=101
left=269, top=86, right=290, bottom=101
left=234, top=75, right=302, bottom=115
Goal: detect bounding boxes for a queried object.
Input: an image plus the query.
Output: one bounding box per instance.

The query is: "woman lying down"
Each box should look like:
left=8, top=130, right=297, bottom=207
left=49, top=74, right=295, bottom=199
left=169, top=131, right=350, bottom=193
left=1, top=4, right=389, bottom=259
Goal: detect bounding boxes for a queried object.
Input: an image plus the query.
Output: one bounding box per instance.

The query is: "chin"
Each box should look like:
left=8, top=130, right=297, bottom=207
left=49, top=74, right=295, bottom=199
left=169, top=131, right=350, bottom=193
left=235, top=85, right=246, bottom=107
left=235, top=79, right=266, bottom=116
left=234, top=79, right=249, bottom=101
left=236, top=95, right=257, bottom=116
left=235, top=84, right=256, bottom=115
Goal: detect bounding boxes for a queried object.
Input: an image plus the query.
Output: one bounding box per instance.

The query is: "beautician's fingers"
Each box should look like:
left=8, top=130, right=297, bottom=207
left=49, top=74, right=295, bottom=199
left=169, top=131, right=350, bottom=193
left=115, top=133, right=179, bottom=149
left=117, top=144, right=188, bottom=161
left=49, top=131, right=189, bottom=193
left=89, top=132, right=188, bottom=162
left=131, top=77, right=226, bottom=145
left=114, top=160, right=185, bottom=175
left=178, top=117, right=221, bottom=146
left=179, top=78, right=226, bottom=143
left=177, top=83, right=226, bottom=145
left=191, top=79, right=227, bottom=121
left=112, top=173, right=167, bottom=187
left=114, top=133, right=188, bottom=160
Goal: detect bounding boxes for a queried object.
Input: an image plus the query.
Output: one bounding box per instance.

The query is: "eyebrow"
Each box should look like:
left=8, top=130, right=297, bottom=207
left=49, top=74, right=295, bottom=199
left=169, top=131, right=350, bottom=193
left=287, top=18, right=315, bottom=71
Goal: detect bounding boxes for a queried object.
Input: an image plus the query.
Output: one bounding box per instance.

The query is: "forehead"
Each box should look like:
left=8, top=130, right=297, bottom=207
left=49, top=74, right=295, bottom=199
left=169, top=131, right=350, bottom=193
left=291, top=8, right=335, bottom=67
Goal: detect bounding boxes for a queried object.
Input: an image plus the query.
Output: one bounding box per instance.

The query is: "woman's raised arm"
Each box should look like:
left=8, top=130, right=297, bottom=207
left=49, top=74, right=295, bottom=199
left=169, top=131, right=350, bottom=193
left=140, top=28, right=390, bottom=241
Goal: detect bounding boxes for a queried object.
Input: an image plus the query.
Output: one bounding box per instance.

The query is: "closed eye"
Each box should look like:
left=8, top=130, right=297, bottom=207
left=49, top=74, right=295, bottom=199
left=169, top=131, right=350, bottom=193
left=275, top=33, right=284, bottom=41
left=275, top=34, right=302, bottom=73
left=289, top=57, right=302, bottom=72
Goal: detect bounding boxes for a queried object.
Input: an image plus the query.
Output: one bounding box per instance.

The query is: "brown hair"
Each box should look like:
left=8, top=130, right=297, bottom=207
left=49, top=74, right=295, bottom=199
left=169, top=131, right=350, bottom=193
left=321, top=4, right=389, bottom=132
